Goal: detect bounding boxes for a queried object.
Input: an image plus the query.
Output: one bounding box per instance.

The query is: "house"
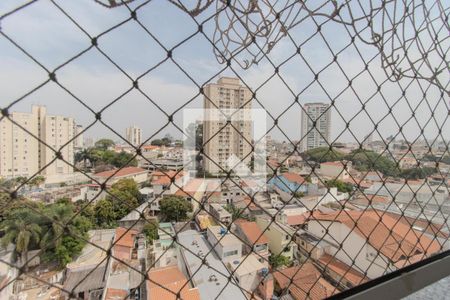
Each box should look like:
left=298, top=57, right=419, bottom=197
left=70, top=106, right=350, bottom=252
left=177, top=230, right=248, bottom=300
left=63, top=229, right=116, bottom=299
left=147, top=265, right=200, bottom=300
left=320, top=160, right=352, bottom=180
left=269, top=172, right=308, bottom=194
left=227, top=254, right=273, bottom=300
left=113, top=227, right=138, bottom=261
left=273, top=263, right=337, bottom=300
left=206, top=226, right=243, bottom=263
left=276, top=207, right=308, bottom=227
left=118, top=201, right=157, bottom=231
left=255, top=216, right=297, bottom=261
left=317, top=254, right=369, bottom=289
left=174, top=178, right=207, bottom=212
left=93, top=167, right=148, bottom=185
left=209, top=203, right=232, bottom=225
left=152, top=223, right=178, bottom=268
left=234, top=219, right=270, bottom=265
left=306, top=209, right=442, bottom=278
left=150, top=170, right=183, bottom=195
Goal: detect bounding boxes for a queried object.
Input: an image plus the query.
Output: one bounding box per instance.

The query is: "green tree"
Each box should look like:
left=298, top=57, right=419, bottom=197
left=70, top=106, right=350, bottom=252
left=225, top=204, right=246, bottom=221
left=1, top=216, right=41, bottom=271
left=159, top=195, right=192, bottom=222
left=269, top=254, right=291, bottom=268
left=111, top=151, right=137, bottom=167
left=346, top=149, right=400, bottom=177
left=94, top=199, right=116, bottom=228
left=302, top=147, right=344, bottom=163
left=75, top=148, right=91, bottom=169
left=142, top=220, right=159, bottom=244
left=54, top=235, right=86, bottom=268
left=95, top=138, right=115, bottom=150
left=400, top=167, right=437, bottom=180
left=151, top=139, right=164, bottom=146
left=325, top=179, right=353, bottom=193
left=106, top=179, right=140, bottom=220
left=40, top=203, right=75, bottom=248
left=28, top=175, right=45, bottom=187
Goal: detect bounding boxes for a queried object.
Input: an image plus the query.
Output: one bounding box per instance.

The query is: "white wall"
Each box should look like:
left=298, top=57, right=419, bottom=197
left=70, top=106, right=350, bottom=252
left=308, top=220, right=392, bottom=279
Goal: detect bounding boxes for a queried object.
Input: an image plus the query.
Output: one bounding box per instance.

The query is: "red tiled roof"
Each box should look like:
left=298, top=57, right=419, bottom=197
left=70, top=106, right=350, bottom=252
left=286, top=214, right=308, bottom=226
left=94, top=167, right=147, bottom=178
left=273, top=264, right=337, bottom=300
left=319, top=254, right=369, bottom=285
left=114, top=227, right=138, bottom=249
left=174, top=179, right=204, bottom=198
left=309, top=210, right=442, bottom=264
left=105, top=288, right=128, bottom=300
left=142, top=145, right=159, bottom=150
left=151, top=171, right=182, bottom=186
left=235, top=220, right=269, bottom=245
left=282, top=172, right=305, bottom=184
left=147, top=265, right=200, bottom=300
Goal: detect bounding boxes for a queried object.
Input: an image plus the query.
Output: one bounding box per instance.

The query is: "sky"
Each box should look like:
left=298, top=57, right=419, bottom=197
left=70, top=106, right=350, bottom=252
left=0, top=0, right=448, bottom=146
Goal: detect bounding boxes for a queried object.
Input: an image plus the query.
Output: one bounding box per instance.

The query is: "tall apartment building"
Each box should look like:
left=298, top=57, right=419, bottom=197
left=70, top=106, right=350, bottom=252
left=203, top=77, right=252, bottom=175
left=0, top=105, right=75, bottom=178
left=125, top=125, right=142, bottom=147
left=300, top=103, right=331, bottom=152
left=74, top=124, right=84, bottom=151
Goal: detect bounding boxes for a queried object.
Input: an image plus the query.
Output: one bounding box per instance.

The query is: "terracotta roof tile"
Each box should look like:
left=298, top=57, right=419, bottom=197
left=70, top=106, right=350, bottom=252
left=114, top=227, right=138, bottom=249
left=235, top=220, right=269, bottom=245
left=282, top=172, right=305, bottom=184
left=310, top=210, right=442, bottom=264
left=318, top=254, right=369, bottom=285
left=94, top=167, right=147, bottom=178
left=147, top=266, right=200, bottom=300
left=273, top=264, right=337, bottom=300
left=105, top=288, right=129, bottom=300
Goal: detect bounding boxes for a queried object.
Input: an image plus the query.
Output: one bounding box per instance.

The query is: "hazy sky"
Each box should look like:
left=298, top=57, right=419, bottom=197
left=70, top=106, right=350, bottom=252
left=1, top=0, right=448, bottom=146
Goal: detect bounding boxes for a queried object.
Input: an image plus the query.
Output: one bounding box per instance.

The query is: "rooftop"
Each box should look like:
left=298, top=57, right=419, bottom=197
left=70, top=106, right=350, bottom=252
left=227, top=253, right=266, bottom=277
left=235, top=219, right=269, bottom=245
left=273, top=263, right=337, bottom=300
left=319, top=254, right=369, bottom=285
left=114, top=227, right=138, bottom=249
left=94, top=166, right=147, bottom=178
left=177, top=230, right=247, bottom=300
left=281, top=172, right=306, bottom=184
left=147, top=265, right=200, bottom=300
left=208, top=226, right=242, bottom=247
left=309, top=210, right=442, bottom=264
left=66, top=229, right=115, bottom=270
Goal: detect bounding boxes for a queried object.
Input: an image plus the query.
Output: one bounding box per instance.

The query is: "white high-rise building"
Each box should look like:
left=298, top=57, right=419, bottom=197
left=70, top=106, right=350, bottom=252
left=74, top=124, right=84, bottom=151
left=0, top=105, right=75, bottom=178
left=301, top=103, right=331, bottom=152
left=203, top=77, right=252, bottom=175
left=125, top=125, right=142, bottom=146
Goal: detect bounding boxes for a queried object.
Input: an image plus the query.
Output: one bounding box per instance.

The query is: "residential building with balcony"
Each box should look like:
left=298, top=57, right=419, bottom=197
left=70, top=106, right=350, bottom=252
left=255, top=216, right=297, bottom=261
left=234, top=219, right=270, bottom=266
left=0, top=105, right=76, bottom=178
left=203, top=77, right=253, bottom=175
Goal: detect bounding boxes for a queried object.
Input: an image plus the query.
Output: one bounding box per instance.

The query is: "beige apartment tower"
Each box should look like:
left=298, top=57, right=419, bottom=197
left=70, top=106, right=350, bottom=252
left=0, top=105, right=75, bottom=178
left=301, top=103, right=331, bottom=152
left=125, top=126, right=142, bottom=147
left=203, top=77, right=252, bottom=175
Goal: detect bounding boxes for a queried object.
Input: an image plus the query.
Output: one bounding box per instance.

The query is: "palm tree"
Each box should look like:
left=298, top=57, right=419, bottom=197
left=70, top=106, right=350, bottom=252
left=40, top=204, right=74, bottom=249
left=1, top=218, right=41, bottom=271
left=75, top=148, right=91, bottom=169
left=28, top=175, right=45, bottom=187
